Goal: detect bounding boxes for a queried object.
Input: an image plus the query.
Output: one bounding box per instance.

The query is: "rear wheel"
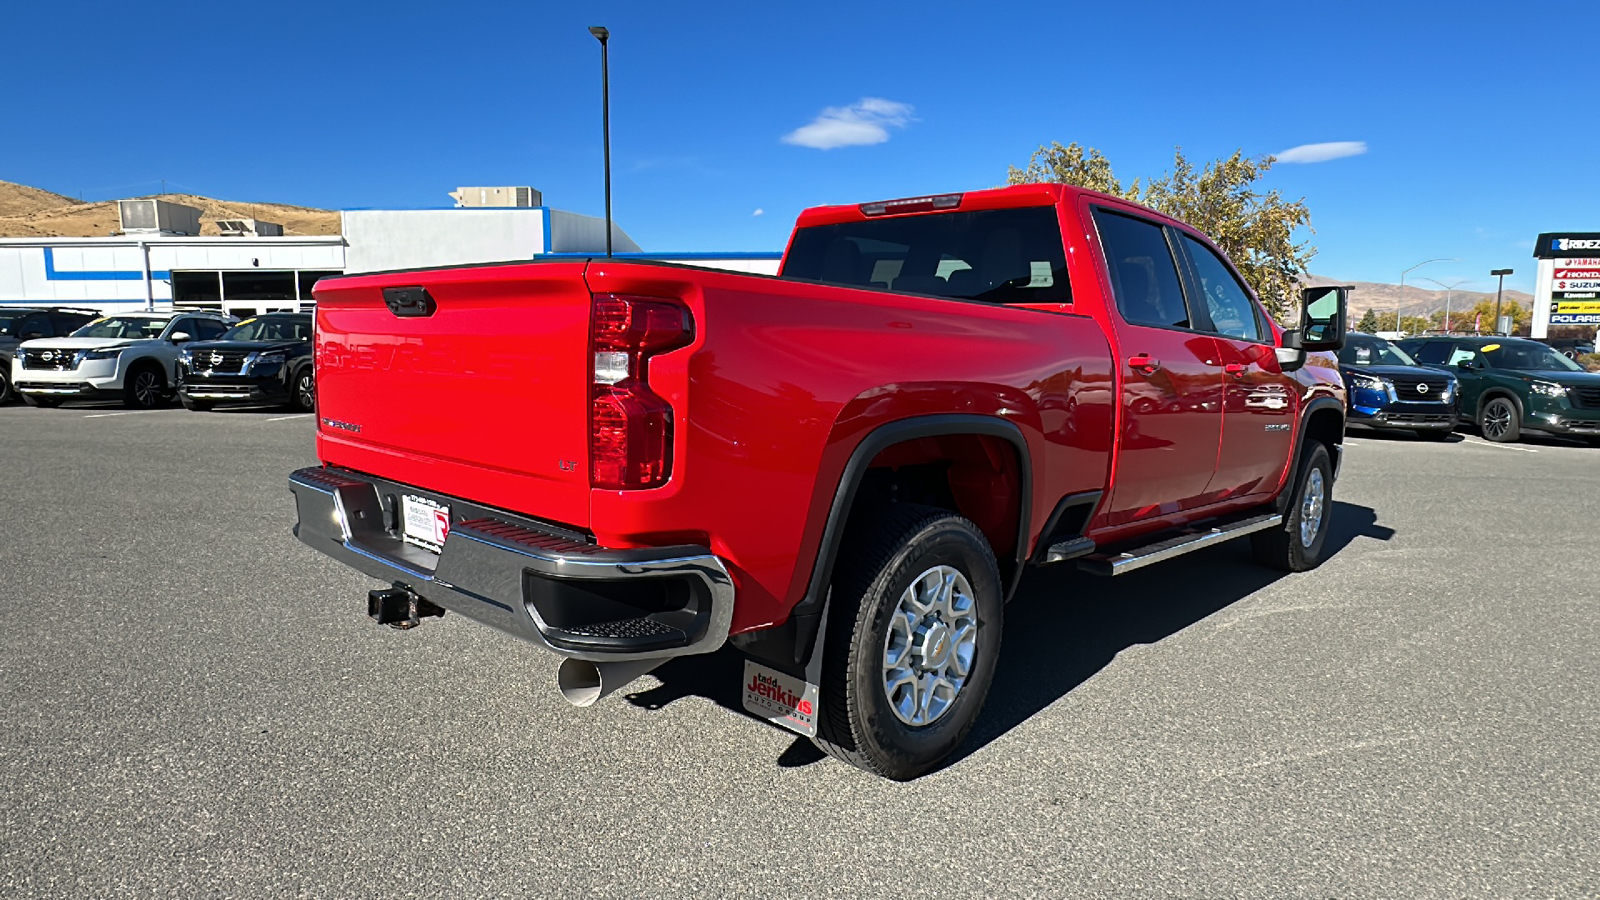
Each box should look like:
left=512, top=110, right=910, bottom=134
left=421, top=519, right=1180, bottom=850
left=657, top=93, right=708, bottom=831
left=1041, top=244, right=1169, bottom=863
left=0, top=368, right=12, bottom=405
left=812, top=504, right=1003, bottom=781
left=23, top=394, right=62, bottom=409
left=1252, top=442, right=1333, bottom=572
left=124, top=365, right=166, bottom=409
left=1479, top=396, right=1521, bottom=443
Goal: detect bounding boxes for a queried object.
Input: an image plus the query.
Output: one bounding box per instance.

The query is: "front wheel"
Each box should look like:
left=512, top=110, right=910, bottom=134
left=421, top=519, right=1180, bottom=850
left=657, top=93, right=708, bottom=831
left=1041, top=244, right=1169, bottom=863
left=1253, top=442, right=1334, bottom=572
left=812, top=504, right=1003, bottom=781
left=1479, top=396, right=1521, bottom=443
left=123, top=365, right=167, bottom=409
left=0, top=369, right=12, bottom=405
left=289, top=368, right=315, bottom=412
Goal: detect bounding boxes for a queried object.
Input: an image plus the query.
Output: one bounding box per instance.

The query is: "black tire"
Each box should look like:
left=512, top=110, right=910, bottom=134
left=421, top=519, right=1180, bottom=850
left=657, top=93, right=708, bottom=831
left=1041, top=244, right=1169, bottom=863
left=1479, top=395, right=1521, bottom=443
left=22, top=394, right=62, bottom=408
left=1252, top=442, right=1334, bottom=572
left=123, top=364, right=167, bottom=409
left=181, top=397, right=215, bottom=412
left=289, top=367, right=315, bottom=412
left=0, top=368, right=12, bottom=405
left=812, top=504, right=1003, bottom=781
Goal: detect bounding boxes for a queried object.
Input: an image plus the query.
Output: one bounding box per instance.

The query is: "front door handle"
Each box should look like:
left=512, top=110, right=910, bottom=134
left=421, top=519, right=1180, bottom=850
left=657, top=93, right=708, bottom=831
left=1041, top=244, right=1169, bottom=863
left=1224, top=362, right=1247, bottom=378
left=1128, top=354, right=1161, bottom=375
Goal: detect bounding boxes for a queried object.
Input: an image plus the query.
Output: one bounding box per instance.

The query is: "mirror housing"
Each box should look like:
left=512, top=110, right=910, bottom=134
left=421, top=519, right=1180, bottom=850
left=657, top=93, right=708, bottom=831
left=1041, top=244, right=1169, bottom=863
left=1456, top=359, right=1478, bottom=371
left=170, top=331, right=193, bottom=343
left=1298, top=284, right=1349, bottom=351
left=1275, top=328, right=1307, bottom=371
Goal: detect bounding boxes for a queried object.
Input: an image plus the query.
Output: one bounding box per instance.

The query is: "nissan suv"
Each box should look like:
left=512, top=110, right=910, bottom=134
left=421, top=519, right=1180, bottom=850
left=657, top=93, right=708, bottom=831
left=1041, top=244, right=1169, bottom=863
left=1336, top=332, right=1458, bottom=439
left=11, top=310, right=236, bottom=408
left=177, top=313, right=315, bottom=412
left=1396, top=335, right=1600, bottom=444
left=0, top=307, right=101, bottom=404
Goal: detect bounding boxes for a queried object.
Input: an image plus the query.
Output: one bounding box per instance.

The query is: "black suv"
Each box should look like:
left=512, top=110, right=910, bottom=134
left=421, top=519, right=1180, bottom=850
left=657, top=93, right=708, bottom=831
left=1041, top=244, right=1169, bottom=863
left=1337, top=332, right=1459, bottom=439
left=0, top=307, right=100, bottom=403
left=1396, top=335, right=1600, bottom=443
left=176, top=313, right=315, bottom=412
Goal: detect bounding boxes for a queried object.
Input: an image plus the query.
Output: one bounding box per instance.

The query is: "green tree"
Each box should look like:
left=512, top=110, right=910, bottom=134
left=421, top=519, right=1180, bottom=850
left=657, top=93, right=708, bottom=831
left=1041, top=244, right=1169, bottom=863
left=1007, top=142, right=1314, bottom=321
left=1356, top=309, right=1379, bottom=334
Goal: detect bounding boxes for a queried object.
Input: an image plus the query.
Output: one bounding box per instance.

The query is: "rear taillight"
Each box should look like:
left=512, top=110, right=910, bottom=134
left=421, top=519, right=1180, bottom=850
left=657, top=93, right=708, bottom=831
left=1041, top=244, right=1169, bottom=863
left=589, top=294, right=693, bottom=489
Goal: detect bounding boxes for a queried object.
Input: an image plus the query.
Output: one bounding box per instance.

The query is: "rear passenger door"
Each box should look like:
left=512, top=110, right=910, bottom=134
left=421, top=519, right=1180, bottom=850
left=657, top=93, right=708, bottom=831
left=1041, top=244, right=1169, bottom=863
left=1092, top=207, right=1225, bottom=526
left=1174, top=232, right=1295, bottom=499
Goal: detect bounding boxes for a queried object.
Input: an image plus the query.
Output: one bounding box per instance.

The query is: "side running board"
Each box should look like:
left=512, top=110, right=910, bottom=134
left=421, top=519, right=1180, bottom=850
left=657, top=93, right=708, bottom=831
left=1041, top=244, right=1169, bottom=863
left=1077, top=513, right=1284, bottom=577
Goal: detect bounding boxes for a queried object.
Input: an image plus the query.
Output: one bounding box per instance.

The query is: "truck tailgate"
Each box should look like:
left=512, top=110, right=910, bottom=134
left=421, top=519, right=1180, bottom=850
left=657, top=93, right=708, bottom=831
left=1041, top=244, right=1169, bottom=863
left=312, top=262, right=593, bottom=530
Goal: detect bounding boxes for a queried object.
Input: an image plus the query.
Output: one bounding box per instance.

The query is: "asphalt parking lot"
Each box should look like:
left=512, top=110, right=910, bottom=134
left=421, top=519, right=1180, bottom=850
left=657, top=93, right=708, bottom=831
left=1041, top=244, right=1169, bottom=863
left=2, top=405, right=1596, bottom=899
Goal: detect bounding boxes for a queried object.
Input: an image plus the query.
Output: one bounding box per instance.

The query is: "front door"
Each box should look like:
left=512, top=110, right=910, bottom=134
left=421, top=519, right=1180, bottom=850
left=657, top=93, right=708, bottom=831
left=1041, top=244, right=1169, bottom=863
left=1174, top=231, right=1297, bottom=499
left=1092, top=208, right=1225, bottom=526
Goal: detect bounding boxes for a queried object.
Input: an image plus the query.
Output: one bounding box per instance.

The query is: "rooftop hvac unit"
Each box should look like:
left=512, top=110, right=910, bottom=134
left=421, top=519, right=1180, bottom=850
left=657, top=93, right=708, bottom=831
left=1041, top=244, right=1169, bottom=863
left=447, top=186, right=542, bottom=208
left=119, top=199, right=203, bottom=235
left=216, top=218, right=285, bottom=237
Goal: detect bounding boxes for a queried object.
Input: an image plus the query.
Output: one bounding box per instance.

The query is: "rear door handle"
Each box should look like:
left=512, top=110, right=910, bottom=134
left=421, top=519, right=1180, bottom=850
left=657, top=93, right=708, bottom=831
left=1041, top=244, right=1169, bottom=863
left=1128, top=354, right=1161, bottom=375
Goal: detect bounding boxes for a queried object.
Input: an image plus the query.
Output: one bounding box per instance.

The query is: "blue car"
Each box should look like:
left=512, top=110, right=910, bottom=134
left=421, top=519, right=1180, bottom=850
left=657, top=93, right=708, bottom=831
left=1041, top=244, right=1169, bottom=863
left=1337, top=332, right=1459, bottom=439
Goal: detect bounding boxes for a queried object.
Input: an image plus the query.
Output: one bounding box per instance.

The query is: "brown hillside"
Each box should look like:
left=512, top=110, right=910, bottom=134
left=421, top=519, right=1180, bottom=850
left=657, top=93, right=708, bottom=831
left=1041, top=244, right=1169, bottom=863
left=1302, top=273, right=1533, bottom=321
left=0, top=180, right=81, bottom=217
left=0, top=185, right=341, bottom=238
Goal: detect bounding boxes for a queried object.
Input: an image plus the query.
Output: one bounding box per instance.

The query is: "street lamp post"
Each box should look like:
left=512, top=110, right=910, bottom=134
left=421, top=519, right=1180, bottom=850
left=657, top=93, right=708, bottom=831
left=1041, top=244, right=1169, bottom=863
left=1490, top=268, right=1514, bottom=334
left=588, top=26, right=613, bottom=258
left=1397, top=258, right=1457, bottom=334
left=1417, top=277, right=1471, bottom=334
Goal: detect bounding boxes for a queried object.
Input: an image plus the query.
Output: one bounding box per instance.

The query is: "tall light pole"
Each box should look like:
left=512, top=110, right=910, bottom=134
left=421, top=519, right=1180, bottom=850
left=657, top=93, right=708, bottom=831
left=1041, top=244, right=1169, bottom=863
left=1417, top=277, right=1471, bottom=334
left=1397, top=258, right=1457, bottom=333
left=588, top=25, right=613, bottom=258
left=1490, top=268, right=1514, bottom=334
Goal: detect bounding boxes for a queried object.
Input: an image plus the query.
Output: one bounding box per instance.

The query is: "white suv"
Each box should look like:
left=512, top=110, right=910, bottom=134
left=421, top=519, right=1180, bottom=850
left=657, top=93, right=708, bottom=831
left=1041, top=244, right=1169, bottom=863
left=12, top=311, right=236, bottom=408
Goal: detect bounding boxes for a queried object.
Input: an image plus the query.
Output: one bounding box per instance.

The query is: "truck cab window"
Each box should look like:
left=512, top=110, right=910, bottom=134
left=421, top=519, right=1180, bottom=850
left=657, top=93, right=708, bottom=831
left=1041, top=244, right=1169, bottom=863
left=1093, top=210, right=1191, bottom=329
left=1180, top=234, right=1263, bottom=342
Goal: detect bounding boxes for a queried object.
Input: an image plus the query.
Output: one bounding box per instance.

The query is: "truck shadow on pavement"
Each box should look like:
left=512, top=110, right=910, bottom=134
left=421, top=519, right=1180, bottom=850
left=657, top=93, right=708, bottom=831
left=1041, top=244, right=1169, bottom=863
left=626, top=500, right=1392, bottom=772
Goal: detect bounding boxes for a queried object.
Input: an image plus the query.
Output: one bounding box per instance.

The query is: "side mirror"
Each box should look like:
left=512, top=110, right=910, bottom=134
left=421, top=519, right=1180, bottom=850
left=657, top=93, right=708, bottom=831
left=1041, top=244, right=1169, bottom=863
left=1298, top=285, right=1348, bottom=351
left=1275, top=328, right=1308, bottom=371
left=1456, top=359, right=1478, bottom=371
left=170, top=331, right=193, bottom=343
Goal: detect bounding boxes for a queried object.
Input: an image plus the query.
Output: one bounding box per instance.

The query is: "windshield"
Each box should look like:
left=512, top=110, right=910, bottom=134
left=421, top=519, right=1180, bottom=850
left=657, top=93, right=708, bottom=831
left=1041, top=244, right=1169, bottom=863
left=70, top=316, right=169, bottom=340
left=1339, top=334, right=1416, bottom=367
left=222, top=316, right=312, bottom=342
left=783, top=206, right=1072, bottom=304
left=1483, top=341, right=1584, bottom=372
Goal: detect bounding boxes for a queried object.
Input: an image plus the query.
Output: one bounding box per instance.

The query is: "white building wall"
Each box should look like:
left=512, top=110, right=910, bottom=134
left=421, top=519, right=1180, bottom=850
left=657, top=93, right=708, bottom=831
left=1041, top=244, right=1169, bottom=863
left=548, top=210, right=641, bottom=254
left=342, top=209, right=549, bottom=274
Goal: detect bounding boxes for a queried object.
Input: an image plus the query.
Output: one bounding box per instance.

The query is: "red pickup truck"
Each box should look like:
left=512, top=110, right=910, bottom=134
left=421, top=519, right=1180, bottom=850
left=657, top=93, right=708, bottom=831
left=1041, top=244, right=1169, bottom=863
left=290, top=184, right=1348, bottom=779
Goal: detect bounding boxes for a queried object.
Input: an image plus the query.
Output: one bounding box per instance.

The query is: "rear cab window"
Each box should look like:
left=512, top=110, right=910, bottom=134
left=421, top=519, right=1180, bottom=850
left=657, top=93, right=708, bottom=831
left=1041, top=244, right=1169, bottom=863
left=783, top=206, right=1071, bottom=305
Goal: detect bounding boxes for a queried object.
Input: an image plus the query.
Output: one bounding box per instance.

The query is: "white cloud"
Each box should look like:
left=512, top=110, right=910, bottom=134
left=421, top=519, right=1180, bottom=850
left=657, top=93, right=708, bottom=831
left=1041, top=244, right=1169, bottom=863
left=1274, top=141, right=1368, bottom=164
left=752, top=208, right=764, bottom=217
left=782, top=98, right=915, bottom=150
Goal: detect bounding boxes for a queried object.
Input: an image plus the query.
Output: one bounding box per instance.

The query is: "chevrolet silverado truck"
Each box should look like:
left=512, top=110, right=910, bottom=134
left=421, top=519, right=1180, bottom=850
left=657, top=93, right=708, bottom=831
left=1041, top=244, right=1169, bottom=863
left=290, top=184, right=1348, bottom=780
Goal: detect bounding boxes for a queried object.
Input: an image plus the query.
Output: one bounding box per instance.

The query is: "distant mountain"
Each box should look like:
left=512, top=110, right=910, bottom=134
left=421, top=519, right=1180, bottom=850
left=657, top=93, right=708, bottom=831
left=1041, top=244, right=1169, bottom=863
left=0, top=180, right=340, bottom=237
left=1301, top=273, right=1533, bottom=320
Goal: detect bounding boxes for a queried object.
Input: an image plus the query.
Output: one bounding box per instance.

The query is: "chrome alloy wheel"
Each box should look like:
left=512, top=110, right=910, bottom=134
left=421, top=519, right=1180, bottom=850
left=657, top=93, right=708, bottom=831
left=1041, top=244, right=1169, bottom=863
left=296, top=371, right=314, bottom=411
left=1299, top=467, right=1326, bottom=548
left=132, top=370, right=161, bottom=407
left=1482, top=400, right=1513, bottom=440
left=882, top=565, right=978, bottom=727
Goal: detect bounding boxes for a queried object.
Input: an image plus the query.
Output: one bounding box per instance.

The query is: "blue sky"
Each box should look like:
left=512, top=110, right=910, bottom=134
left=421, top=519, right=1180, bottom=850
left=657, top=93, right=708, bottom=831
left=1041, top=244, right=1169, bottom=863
left=1, top=0, right=1581, bottom=294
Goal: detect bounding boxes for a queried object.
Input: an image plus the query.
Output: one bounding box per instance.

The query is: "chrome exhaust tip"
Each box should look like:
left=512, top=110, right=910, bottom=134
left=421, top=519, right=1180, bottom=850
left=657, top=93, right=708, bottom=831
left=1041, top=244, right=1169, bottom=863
left=556, top=657, right=664, bottom=707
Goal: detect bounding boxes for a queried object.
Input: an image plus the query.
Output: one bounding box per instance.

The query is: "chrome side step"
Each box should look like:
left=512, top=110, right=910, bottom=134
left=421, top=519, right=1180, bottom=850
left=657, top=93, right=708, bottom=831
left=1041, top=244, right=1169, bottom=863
left=1042, top=536, right=1096, bottom=564
left=1077, top=513, right=1284, bottom=577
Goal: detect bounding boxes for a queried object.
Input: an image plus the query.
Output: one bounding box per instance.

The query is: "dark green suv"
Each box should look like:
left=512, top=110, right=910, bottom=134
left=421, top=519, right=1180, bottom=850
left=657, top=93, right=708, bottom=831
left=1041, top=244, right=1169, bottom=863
left=1396, top=336, right=1600, bottom=444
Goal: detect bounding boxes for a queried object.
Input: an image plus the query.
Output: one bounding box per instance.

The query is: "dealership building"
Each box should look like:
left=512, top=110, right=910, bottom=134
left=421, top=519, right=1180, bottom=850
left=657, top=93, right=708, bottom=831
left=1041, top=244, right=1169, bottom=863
left=0, top=189, right=781, bottom=318
left=1532, top=232, right=1600, bottom=338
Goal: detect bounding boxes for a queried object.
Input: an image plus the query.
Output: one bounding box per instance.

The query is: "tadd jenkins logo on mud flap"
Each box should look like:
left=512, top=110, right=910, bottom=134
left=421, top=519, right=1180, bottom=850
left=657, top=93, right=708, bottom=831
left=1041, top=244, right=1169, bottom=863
left=742, top=661, right=819, bottom=737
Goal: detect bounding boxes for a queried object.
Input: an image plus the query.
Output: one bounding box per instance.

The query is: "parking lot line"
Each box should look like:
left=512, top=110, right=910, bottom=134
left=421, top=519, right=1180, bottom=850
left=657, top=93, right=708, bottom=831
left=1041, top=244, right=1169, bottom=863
left=82, top=410, right=164, bottom=419
left=1462, top=437, right=1538, bottom=452
left=265, top=414, right=312, bottom=422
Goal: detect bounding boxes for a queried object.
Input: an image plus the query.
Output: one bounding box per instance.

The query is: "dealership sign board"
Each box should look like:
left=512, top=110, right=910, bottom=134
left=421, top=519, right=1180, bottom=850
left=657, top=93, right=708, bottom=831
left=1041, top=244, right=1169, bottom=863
left=1533, top=237, right=1600, bottom=333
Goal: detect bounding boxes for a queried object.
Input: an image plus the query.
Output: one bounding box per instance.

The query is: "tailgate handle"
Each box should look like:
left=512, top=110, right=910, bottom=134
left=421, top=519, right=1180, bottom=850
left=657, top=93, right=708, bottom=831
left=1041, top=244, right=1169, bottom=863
left=383, top=286, right=436, bottom=318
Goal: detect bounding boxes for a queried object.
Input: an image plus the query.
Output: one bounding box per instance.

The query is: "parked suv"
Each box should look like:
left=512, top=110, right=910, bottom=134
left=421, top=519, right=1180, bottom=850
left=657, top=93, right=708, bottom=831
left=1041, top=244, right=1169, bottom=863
left=0, top=307, right=101, bottom=403
left=1337, top=332, right=1458, bottom=439
left=1540, top=337, right=1596, bottom=360
left=1396, top=335, right=1600, bottom=443
left=177, top=312, right=315, bottom=412
left=11, top=310, right=235, bottom=408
